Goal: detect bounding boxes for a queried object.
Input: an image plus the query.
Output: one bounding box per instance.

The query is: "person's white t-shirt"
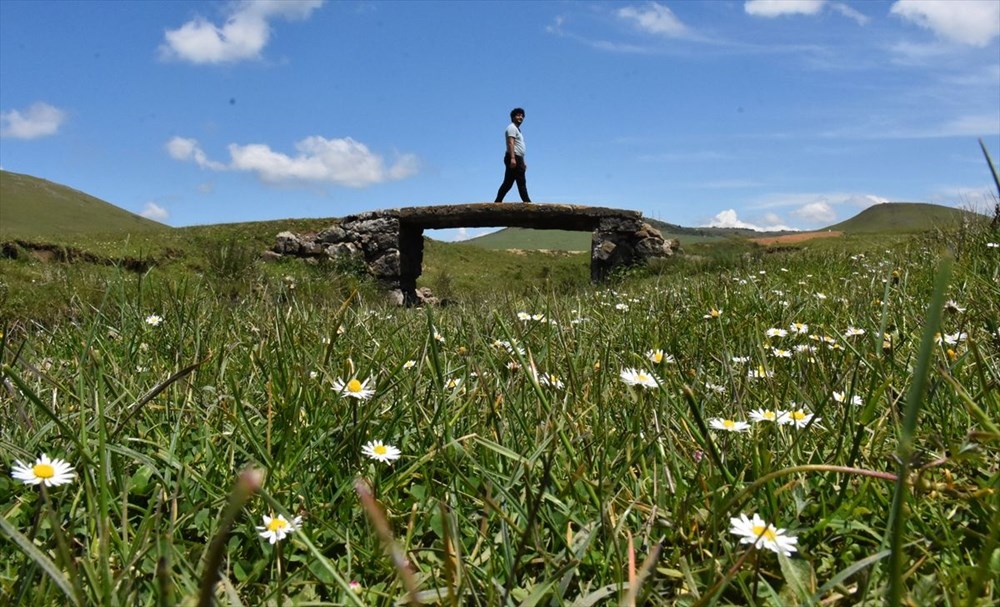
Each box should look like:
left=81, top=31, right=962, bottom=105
left=505, top=123, right=525, bottom=157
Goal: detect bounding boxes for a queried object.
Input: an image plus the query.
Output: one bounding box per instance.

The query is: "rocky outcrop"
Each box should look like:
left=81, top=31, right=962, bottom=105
left=268, top=203, right=677, bottom=304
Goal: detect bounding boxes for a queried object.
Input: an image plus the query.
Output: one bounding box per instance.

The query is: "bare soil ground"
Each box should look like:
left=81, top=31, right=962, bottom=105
left=751, top=230, right=843, bottom=245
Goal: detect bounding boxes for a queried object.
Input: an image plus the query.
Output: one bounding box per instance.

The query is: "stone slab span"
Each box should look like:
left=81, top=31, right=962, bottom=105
left=270, top=203, right=677, bottom=305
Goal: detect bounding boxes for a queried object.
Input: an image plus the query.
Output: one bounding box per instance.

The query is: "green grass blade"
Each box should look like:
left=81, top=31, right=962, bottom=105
left=0, top=514, right=81, bottom=607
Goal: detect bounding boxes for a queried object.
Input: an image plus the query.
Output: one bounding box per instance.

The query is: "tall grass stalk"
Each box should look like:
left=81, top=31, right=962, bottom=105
left=885, top=254, right=952, bottom=606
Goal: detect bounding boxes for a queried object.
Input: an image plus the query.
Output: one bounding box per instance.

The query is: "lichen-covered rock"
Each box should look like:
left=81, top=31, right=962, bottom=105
left=325, top=242, right=360, bottom=257
left=369, top=249, right=400, bottom=277
left=274, top=231, right=302, bottom=255
left=318, top=226, right=347, bottom=243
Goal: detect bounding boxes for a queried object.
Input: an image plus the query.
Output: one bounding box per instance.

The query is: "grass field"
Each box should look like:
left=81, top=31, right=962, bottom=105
left=1, top=206, right=998, bottom=605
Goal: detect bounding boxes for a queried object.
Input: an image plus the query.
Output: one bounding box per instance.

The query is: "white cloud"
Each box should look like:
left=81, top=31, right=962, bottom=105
left=139, top=202, right=169, bottom=221
left=160, top=0, right=324, bottom=64
left=228, top=136, right=418, bottom=187
left=823, top=113, right=1000, bottom=139
left=744, top=1, right=869, bottom=24
left=745, top=0, right=825, bottom=18
left=166, top=135, right=418, bottom=187
left=791, top=201, right=836, bottom=223
left=617, top=3, right=689, bottom=38
left=752, top=192, right=890, bottom=211
left=830, top=3, right=870, bottom=25
left=891, top=0, right=1000, bottom=47
left=0, top=102, right=67, bottom=139
left=165, top=137, right=226, bottom=170
left=703, top=209, right=797, bottom=231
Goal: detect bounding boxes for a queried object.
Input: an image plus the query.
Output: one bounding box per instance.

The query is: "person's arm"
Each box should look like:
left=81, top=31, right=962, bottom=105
left=506, top=136, right=517, bottom=167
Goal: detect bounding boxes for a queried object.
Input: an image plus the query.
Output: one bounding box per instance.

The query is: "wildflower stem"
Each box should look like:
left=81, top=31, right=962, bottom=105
left=197, top=467, right=262, bottom=607
left=354, top=477, right=420, bottom=603
left=681, top=385, right=734, bottom=486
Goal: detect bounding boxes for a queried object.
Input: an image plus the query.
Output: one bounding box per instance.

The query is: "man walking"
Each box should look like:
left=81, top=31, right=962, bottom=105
left=495, top=107, right=531, bottom=203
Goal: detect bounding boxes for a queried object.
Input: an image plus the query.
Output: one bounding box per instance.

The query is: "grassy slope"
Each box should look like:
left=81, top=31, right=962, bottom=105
left=0, top=170, right=167, bottom=238
left=823, top=202, right=982, bottom=233
left=463, top=222, right=728, bottom=251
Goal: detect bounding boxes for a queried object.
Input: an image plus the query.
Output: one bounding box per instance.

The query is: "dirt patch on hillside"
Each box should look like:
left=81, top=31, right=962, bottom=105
left=751, top=231, right=843, bottom=246
left=1, top=240, right=157, bottom=272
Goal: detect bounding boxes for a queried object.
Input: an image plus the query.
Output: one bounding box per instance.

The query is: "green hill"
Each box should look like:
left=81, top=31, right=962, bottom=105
left=0, top=170, right=167, bottom=238
left=821, top=202, right=981, bottom=234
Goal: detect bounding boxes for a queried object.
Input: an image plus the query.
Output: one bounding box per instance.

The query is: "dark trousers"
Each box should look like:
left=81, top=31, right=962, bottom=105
left=495, top=154, right=530, bottom=202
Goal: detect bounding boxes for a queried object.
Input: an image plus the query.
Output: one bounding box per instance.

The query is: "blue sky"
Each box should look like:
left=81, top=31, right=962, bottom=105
left=1, top=0, right=998, bottom=239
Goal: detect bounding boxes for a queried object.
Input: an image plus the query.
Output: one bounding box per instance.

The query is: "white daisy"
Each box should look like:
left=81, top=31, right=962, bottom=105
left=144, top=314, right=163, bottom=327
left=333, top=377, right=376, bottom=400
left=789, top=322, right=809, bottom=334
left=620, top=368, right=659, bottom=389
left=730, top=513, right=798, bottom=556
left=11, top=454, right=75, bottom=487
left=704, top=382, right=727, bottom=394
left=256, top=513, right=302, bottom=544
left=781, top=408, right=819, bottom=429
left=832, top=391, right=863, bottom=406
left=362, top=440, right=401, bottom=464
left=402, top=360, right=417, bottom=370
left=748, top=366, right=774, bottom=379
left=766, top=328, right=788, bottom=338
left=709, top=418, right=751, bottom=432
left=646, top=349, right=674, bottom=364
left=703, top=308, right=723, bottom=319
left=539, top=373, right=564, bottom=389
left=749, top=408, right=785, bottom=423
left=944, top=300, right=965, bottom=313
left=844, top=326, right=866, bottom=337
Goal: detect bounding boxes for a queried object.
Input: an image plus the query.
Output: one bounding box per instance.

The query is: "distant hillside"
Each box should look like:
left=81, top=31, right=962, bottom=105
left=0, top=170, right=167, bottom=238
left=821, top=202, right=982, bottom=234
left=462, top=218, right=741, bottom=251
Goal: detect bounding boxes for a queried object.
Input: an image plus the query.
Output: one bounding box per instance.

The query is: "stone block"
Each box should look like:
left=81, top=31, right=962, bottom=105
left=369, top=249, right=401, bottom=277
left=318, top=226, right=348, bottom=243
left=274, top=231, right=302, bottom=255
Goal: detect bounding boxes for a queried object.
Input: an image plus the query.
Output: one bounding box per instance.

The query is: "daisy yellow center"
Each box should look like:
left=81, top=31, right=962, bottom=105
left=752, top=524, right=777, bottom=541
left=267, top=518, right=288, bottom=532
left=791, top=411, right=807, bottom=420
left=33, top=463, right=55, bottom=479
left=653, top=353, right=663, bottom=362
left=723, top=420, right=736, bottom=428
left=347, top=379, right=363, bottom=393
left=637, top=373, right=649, bottom=381
left=763, top=411, right=776, bottom=420
left=373, top=444, right=388, bottom=456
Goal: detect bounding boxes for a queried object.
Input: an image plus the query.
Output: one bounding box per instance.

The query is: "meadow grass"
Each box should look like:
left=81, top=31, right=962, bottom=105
left=1, top=221, right=998, bottom=606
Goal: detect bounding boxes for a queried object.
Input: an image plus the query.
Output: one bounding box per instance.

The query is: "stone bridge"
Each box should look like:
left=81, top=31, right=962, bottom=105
left=271, top=203, right=677, bottom=304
